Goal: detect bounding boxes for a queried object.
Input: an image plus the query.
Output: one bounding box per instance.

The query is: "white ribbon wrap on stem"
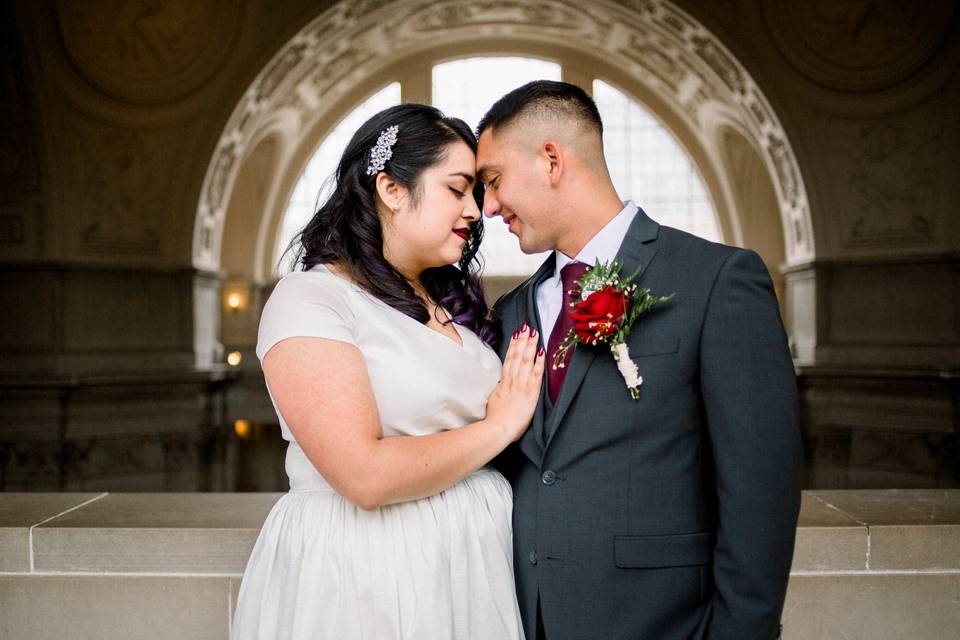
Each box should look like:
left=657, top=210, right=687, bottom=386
left=612, top=341, right=643, bottom=399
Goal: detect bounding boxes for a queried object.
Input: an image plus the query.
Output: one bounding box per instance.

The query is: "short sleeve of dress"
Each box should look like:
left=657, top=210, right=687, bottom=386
left=255, top=271, right=358, bottom=363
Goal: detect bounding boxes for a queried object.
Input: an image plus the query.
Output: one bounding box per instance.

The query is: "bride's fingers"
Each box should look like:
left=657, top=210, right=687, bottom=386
left=519, top=337, right=543, bottom=392
left=509, top=329, right=539, bottom=397
left=511, top=326, right=537, bottom=382
left=528, top=346, right=546, bottom=392
left=519, top=328, right=538, bottom=371
left=502, top=326, right=527, bottom=387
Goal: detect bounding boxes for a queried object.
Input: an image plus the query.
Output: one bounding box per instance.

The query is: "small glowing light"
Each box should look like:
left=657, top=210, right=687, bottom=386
left=234, top=419, right=251, bottom=439
left=227, top=351, right=242, bottom=366
left=226, top=292, right=242, bottom=309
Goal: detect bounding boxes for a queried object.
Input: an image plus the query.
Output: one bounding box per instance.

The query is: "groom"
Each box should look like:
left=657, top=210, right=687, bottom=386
left=479, top=81, right=802, bottom=640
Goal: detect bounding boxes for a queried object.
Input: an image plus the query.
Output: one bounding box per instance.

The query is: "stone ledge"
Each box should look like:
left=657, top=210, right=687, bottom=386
left=1, top=490, right=956, bottom=576
left=0, top=493, right=105, bottom=572
left=782, top=573, right=960, bottom=638
left=0, top=574, right=233, bottom=639
left=1, top=490, right=958, bottom=640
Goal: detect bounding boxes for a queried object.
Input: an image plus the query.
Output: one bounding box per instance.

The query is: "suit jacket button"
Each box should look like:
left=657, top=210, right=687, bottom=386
left=528, top=551, right=538, bottom=565
left=542, top=470, right=556, bottom=486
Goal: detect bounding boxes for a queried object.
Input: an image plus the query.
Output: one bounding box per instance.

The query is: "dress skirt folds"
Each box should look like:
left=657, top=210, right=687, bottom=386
left=231, top=265, right=524, bottom=640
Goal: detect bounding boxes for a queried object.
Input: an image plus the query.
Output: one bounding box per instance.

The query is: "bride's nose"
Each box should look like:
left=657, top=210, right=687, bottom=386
left=463, top=195, right=481, bottom=222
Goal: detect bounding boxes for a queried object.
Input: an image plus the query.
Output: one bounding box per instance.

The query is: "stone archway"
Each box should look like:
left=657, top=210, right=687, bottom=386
left=195, top=0, right=814, bottom=291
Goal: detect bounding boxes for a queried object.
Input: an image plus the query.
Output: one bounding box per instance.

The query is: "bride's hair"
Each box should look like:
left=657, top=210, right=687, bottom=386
left=282, top=103, right=496, bottom=346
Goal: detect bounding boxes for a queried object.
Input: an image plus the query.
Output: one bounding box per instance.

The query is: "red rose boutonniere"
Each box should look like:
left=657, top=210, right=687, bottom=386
left=552, top=259, right=674, bottom=399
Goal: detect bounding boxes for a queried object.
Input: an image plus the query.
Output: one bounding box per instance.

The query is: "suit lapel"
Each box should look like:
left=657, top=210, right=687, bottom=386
left=544, top=207, right=661, bottom=449
left=514, top=254, right=555, bottom=461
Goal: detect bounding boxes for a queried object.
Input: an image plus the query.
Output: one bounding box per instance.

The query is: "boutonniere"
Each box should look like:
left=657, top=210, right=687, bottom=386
left=552, top=259, right=674, bottom=399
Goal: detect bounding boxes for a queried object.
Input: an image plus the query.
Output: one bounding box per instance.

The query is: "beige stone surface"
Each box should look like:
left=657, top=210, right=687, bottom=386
left=810, top=489, right=960, bottom=525
left=35, top=527, right=260, bottom=574
left=0, top=575, right=230, bottom=640
left=0, top=493, right=104, bottom=572
left=35, top=492, right=282, bottom=529
left=869, top=524, right=960, bottom=570
left=0, top=491, right=956, bottom=639
left=782, top=574, right=960, bottom=640
left=805, top=490, right=960, bottom=571
left=792, top=492, right=868, bottom=571
left=33, top=492, right=282, bottom=573
left=791, top=527, right=868, bottom=572
left=0, top=532, right=30, bottom=573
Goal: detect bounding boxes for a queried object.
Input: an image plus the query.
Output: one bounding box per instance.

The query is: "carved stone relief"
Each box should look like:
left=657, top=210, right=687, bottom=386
left=74, top=122, right=163, bottom=256
left=691, top=36, right=745, bottom=96
left=195, top=0, right=814, bottom=270
left=56, top=0, right=242, bottom=105
left=621, top=35, right=686, bottom=93
left=843, top=122, right=939, bottom=247
left=408, top=1, right=590, bottom=33
left=764, top=0, right=954, bottom=92
left=256, top=43, right=310, bottom=104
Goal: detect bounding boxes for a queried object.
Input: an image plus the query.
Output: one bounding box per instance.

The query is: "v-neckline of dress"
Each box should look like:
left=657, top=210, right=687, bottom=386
left=312, top=263, right=468, bottom=351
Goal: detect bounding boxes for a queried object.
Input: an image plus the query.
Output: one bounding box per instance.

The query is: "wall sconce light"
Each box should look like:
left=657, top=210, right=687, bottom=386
left=234, top=419, right=251, bottom=439
left=224, top=288, right=248, bottom=313
left=223, top=280, right=249, bottom=313
left=226, top=292, right=242, bottom=311
left=227, top=351, right=242, bottom=366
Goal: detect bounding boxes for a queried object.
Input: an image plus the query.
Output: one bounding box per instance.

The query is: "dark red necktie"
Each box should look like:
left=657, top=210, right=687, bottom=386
left=546, top=261, right=590, bottom=404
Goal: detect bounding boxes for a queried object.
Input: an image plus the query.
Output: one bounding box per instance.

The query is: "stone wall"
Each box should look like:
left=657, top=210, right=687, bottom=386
left=0, top=490, right=957, bottom=639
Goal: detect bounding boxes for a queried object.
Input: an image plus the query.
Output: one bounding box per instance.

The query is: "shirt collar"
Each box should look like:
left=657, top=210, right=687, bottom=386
left=553, top=200, right=638, bottom=277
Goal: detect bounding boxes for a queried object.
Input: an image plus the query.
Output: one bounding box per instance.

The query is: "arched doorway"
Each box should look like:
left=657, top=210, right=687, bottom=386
left=199, top=0, right=813, bottom=353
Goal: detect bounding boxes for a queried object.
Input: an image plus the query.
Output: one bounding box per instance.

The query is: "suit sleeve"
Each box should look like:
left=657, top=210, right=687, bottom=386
left=699, top=249, right=802, bottom=640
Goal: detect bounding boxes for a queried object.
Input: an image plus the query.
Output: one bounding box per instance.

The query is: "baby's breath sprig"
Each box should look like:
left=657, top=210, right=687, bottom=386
left=551, top=258, right=675, bottom=399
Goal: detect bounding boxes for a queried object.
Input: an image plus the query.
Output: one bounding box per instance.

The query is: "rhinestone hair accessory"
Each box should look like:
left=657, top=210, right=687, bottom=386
left=365, top=125, right=399, bottom=176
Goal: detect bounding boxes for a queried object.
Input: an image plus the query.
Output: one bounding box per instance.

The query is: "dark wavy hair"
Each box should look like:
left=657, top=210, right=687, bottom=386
left=281, top=103, right=496, bottom=345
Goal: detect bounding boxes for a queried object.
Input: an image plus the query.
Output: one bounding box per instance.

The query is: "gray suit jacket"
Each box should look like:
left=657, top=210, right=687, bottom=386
left=493, top=207, right=801, bottom=640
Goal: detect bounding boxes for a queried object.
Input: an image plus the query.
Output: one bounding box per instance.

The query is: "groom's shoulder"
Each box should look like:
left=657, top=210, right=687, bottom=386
left=656, top=225, right=774, bottom=291
left=657, top=224, right=739, bottom=267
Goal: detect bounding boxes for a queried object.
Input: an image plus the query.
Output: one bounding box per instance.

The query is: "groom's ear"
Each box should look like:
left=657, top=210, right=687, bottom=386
left=542, top=140, right=564, bottom=186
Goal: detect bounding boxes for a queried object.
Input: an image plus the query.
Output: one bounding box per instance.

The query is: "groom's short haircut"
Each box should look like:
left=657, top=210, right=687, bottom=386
left=477, top=80, right=608, bottom=175
left=476, top=80, right=603, bottom=139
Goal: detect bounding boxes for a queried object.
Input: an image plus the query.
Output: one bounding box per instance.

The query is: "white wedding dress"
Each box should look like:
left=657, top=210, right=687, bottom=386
left=232, top=264, right=524, bottom=640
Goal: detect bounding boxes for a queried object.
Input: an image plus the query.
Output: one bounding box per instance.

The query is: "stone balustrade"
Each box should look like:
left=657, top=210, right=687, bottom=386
left=1, top=490, right=957, bottom=639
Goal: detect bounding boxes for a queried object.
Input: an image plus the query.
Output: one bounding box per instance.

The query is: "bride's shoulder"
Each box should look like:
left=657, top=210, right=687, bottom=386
left=267, top=264, right=359, bottom=309
left=277, top=263, right=355, bottom=289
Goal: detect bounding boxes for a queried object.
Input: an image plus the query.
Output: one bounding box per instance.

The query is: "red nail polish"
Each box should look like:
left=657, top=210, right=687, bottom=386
left=512, top=330, right=519, bottom=339
left=537, top=347, right=544, bottom=356
left=521, top=322, right=528, bottom=332
left=531, top=328, right=538, bottom=338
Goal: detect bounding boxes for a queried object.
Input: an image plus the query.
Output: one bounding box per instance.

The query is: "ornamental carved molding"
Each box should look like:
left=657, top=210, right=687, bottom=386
left=763, top=0, right=954, bottom=93
left=56, top=0, right=242, bottom=105
left=194, top=0, right=814, bottom=270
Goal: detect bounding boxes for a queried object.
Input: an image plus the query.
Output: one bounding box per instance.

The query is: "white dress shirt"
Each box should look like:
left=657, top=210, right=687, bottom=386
left=536, top=201, right=639, bottom=342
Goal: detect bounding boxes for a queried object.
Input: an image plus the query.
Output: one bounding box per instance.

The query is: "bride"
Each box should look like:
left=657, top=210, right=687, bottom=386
left=231, top=103, right=542, bottom=639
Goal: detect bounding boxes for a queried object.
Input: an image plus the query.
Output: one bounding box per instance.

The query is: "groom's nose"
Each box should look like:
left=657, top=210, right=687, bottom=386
left=482, top=190, right=500, bottom=218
